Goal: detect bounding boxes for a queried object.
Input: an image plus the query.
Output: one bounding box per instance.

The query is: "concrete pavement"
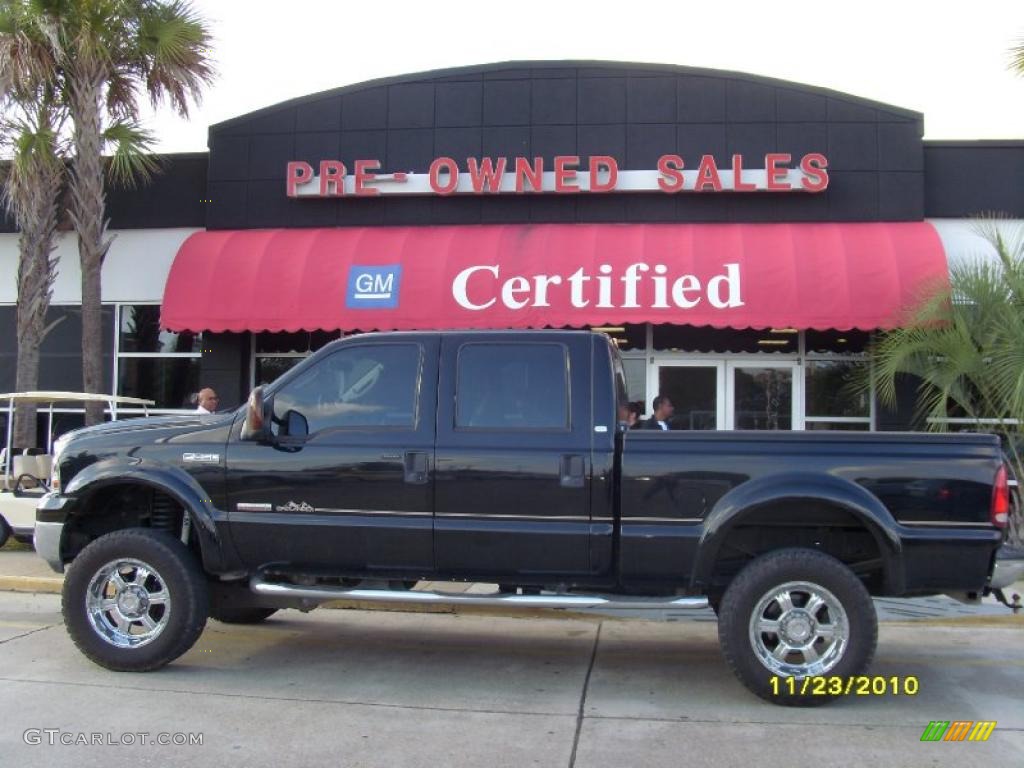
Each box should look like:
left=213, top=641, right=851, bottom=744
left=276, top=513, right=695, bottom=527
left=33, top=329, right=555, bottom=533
left=0, top=591, right=1022, bottom=767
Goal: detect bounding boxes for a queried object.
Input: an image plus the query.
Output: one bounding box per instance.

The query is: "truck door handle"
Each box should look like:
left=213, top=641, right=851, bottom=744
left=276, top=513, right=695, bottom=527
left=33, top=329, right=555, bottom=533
left=560, top=454, right=586, bottom=488
left=404, top=451, right=429, bottom=485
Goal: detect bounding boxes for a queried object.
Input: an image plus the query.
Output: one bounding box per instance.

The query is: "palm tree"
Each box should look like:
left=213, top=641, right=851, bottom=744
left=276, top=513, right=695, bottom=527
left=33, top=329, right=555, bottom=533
left=21, top=0, right=214, bottom=423
left=866, top=220, right=1024, bottom=544
left=0, top=4, right=67, bottom=450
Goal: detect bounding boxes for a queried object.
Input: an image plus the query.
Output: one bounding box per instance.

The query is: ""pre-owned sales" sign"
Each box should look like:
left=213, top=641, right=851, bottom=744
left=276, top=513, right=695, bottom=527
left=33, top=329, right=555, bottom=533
left=286, top=153, right=829, bottom=198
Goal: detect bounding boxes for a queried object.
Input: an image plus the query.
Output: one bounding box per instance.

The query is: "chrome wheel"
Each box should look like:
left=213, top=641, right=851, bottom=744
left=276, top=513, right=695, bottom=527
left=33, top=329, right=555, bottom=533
left=748, top=580, right=848, bottom=677
left=85, top=558, right=172, bottom=648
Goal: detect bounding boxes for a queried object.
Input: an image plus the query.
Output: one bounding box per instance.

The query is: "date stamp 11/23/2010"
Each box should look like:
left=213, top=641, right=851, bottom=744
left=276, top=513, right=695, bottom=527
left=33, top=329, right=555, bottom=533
left=769, top=675, right=920, bottom=697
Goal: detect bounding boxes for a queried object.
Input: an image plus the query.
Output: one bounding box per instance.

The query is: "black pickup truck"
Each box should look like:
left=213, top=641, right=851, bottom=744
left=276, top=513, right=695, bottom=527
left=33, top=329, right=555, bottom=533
left=34, top=330, right=1020, bottom=705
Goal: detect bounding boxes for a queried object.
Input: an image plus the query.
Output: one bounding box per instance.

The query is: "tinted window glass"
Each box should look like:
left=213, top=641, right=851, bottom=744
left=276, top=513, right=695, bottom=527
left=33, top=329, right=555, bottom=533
left=457, top=344, right=568, bottom=429
left=120, top=305, right=200, bottom=353
left=272, top=344, right=420, bottom=434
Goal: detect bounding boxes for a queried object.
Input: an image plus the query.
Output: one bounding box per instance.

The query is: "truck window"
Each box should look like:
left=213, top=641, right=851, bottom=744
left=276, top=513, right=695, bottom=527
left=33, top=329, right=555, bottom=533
left=271, top=344, right=421, bottom=434
left=456, top=343, right=569, bottom=430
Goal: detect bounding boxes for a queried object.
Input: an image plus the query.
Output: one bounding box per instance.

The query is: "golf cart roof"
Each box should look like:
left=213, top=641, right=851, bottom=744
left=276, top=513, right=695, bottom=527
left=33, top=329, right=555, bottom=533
left=0, top=391, right=155, bottom=406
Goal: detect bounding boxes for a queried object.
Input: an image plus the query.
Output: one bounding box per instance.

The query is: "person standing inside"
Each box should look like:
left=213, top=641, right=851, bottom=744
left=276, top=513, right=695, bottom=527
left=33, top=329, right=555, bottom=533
left=195, top=388, right=220, bottom=414
left=639, top=395, right=674, bottom=431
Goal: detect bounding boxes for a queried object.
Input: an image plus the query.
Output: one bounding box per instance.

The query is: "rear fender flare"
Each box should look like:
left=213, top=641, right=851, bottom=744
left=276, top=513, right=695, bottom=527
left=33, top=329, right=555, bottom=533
left=692, top=472, right=903, bottom=594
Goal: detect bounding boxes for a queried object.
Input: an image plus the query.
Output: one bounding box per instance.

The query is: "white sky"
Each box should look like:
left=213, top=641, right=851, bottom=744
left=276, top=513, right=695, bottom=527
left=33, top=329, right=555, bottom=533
left=144, top=0, right=1024, bottom=152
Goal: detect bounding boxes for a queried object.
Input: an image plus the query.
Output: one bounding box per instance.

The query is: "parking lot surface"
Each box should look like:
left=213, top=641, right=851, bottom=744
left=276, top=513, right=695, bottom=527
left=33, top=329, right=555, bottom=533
left=0, top=592, right=1021, bottom=767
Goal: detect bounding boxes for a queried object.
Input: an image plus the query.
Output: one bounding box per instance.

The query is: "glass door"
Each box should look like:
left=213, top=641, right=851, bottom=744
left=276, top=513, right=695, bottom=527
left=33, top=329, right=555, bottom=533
left=726, top=362, right=800, bottom=431
left=654, top=363, right=725, bottom=430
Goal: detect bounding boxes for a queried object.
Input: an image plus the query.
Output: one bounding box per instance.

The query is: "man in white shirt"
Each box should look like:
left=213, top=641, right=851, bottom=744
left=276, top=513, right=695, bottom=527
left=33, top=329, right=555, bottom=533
left=195, top=388, right=220, bottom=414
left=639, top=395, right=674, bottom=430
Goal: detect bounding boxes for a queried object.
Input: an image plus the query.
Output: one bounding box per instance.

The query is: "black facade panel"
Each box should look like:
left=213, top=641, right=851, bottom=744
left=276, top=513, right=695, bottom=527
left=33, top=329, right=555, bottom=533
left=208, top=135, right=250, bottom=181
left=577, top=77, right=626, bottom=124
left=243, top=107, right=296, bottom=135
left=576, top=194, right=627, bottom=223
left=206, top=182, right=248, bottom=229
left=337, top=131, right=388, bottom=167
left=676, top=124, right=728, bottom=165
left=879, top=172, right=925, bottom=220
left=248, top=133, right=295, bottom=180
left=776, top=88, right=827, bottom=122
left=677, top=76, right=726, bottom=122
left=106, top=154, right=208, bottom=230
left=434, top=127, right=483, bottom=168
left=386, top=129, right=434, bottom=173
left=924, top=143, right=1024, bottom=218
left=435, top=82, right=483, bottom=127
left=726, top=79, right=776, bottom=122
left=481, top=126, right=530, bottom=158
left=627, top=76, right=676, bottom=123
left=532, top=78, right=577, bottom=125
left=295, top=97, right=342, bottom=132
left=726, top=123, right=779, bottom=162
left=429, top=196, right=483, bottom=225
left=826, top=172, right=879, bottom=221
left=625, top=193, right=677, bottom=222
left=388, top=83, right=435, bottom=129
left=531, top=125, right=577, bottom=160
left=878, top=123, right=923, bottom=171
left=483, top=80, right=531, bottom=125
left=776, top=122, right=828, bottom=159
left=627, top=124, right=677, bottom=168
left=577, top=124, right=626, bottom=166
left=827, top=97, right=877, bottom=122
left=246, top=180, right=296, bottom=228
left=342, top=88, right=388, bottom=130
left=827, top=123, right=879, bottom=171
left=335, top=197, right=387, bottom=227
left=529, top=195, right=577, bottom=223
left=293, top=131, right=341, bottom=166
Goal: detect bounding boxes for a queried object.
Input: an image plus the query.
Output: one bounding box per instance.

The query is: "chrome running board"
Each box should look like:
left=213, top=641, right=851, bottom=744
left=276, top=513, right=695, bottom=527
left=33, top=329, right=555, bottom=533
left=250, top=577, right=708, bottom=610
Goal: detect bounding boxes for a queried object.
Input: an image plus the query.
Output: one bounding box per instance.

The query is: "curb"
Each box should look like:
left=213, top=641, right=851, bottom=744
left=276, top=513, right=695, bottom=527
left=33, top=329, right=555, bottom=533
left=0, top=575, right=63, bottom=594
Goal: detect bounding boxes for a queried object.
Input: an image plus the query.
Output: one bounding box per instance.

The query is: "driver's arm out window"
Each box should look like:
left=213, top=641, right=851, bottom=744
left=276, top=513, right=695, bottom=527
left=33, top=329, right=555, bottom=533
left=271, top=344, right=421, bottom=435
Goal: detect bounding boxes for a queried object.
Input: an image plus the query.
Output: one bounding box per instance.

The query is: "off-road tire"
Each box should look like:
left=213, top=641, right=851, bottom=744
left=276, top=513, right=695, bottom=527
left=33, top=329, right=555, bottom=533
left=717, top=547, right=877, bottom=707
left=62, top=528, right=208, bottom=671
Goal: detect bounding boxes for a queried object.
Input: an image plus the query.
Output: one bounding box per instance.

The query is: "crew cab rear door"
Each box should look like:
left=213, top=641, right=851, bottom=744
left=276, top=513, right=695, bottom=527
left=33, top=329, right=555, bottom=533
left=434, top=332, right=593, bottom=578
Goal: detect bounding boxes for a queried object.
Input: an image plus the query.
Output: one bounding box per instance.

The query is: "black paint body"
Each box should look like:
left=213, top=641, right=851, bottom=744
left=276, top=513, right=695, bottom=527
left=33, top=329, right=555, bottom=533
left=46, top=331, right=1005, bottom=596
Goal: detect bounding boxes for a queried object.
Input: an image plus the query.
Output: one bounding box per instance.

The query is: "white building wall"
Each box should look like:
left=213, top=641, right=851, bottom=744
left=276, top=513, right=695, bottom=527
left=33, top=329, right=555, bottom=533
left=0, top=228, right=201, bottom=306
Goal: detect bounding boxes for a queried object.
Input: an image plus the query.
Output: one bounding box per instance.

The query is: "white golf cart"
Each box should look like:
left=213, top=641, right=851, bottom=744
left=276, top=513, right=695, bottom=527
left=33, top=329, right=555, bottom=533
left=0, top=392, right=154, bottom=548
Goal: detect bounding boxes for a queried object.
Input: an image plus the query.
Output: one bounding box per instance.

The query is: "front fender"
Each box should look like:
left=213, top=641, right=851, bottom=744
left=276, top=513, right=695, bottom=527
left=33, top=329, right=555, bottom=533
left=692, top=471, right=904, bottom=594
left=63, top=458, right=233, bottom=573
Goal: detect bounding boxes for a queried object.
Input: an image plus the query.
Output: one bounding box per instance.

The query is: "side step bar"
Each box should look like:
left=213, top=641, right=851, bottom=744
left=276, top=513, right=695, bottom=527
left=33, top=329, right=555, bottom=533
left=250, top=577, right=708, bottom=610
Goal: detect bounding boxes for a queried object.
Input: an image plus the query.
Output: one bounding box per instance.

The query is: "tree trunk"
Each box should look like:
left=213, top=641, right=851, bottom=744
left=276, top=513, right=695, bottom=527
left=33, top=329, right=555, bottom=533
left=68, top=70, right=113, bottom=425
left=12, top=158, right=62, bottom=451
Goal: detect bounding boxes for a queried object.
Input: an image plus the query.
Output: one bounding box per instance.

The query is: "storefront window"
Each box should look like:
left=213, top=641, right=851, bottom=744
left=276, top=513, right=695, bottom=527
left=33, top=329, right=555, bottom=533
left=805, top=329, right=871, bottom=354
left=116, top=305, right=202, bottom=410
left=119, top=305, right=200, bottom=353
left=118, top=357, right=200, bottom=410
left=804, top=359, right=871, bottom=430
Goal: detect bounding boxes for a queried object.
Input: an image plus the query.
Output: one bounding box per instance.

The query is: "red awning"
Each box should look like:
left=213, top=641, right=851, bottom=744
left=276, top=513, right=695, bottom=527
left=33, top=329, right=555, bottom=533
left=161, top=222, right=948, bottom=333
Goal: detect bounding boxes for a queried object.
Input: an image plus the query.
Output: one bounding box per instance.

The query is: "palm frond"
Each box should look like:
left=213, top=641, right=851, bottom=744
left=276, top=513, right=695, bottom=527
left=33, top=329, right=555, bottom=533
left=102, top=118, right=158, bottom=187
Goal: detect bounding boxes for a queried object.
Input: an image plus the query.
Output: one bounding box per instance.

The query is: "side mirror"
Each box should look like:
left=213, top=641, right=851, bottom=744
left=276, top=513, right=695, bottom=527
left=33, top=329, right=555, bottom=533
left=282, top=409, right=309, bottom=440
left=241, top=387, right=268, bottom=441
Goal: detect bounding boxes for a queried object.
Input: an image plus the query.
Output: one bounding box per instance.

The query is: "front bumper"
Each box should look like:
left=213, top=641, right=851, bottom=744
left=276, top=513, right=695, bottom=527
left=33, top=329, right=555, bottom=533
left=33, top=492, right=70, bottom=574
left=990, top=545, right=1024, bottom=590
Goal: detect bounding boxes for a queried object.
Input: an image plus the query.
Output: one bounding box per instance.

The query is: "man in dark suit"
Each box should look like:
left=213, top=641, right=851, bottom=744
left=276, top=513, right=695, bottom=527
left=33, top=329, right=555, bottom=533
left=638, top=394, right=674, bottom=430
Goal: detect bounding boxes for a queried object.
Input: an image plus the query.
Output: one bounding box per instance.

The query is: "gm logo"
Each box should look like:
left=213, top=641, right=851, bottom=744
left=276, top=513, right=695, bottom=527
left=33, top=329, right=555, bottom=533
left=347, top=265, right=401, bottom=309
